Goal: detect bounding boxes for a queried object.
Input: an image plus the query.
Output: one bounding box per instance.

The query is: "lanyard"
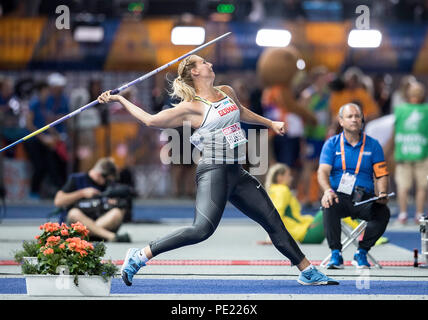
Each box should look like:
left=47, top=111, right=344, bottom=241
left=340, top=132, right=366, bottom=175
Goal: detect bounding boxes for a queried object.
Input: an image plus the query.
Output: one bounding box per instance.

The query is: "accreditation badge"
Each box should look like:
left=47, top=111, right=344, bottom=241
left=337, top=172, right=356, bottom=195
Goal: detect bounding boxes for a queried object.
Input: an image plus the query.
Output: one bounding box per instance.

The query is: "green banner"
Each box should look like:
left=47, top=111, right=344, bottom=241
left=394, top=103, right=428, bottom=161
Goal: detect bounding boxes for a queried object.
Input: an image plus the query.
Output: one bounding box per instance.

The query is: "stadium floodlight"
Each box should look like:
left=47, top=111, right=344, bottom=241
left=347, top=29, right=382, bottom=48
left=255, top=29, right=291, bottom=47
left=73, top=26, right=104, bottom=43
left=171, top=26, right=206, bottom=45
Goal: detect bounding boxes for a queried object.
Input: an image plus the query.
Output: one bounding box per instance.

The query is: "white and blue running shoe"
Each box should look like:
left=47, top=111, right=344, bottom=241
left=121, top=248, right=146, bottom=286
left=298, top=267, right=339, bottom=285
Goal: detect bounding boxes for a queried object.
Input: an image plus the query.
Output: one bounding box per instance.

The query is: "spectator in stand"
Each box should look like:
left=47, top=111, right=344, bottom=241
left=373, top=74, right=392, bottom=116
left=390, top=75, right=417, bottom=111
left=262, top=87, right=305, bottom=189
left=361, top=75, right=374, bottom=98
left=25, top=73, right=70, bottom=199
left=0, top=77, right=27, bottom=159
left=299, top=66, right=331, bottom=209
left=390, top=81, right=428, bottom=224
left=328, top=67, right=380, bottom=136
left=69, top=78, right=102, bottom=172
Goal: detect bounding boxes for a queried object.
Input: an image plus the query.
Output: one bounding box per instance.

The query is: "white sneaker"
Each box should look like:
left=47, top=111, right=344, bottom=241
left=414, top=213, right=424, bottom=224
left=397, top=212, right=407, bottom=224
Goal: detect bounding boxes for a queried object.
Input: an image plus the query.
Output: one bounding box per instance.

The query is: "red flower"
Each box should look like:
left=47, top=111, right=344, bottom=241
left=60, top=229, right=69, bottom=236
left=43, top=248, right=54, bottom=256
left=65, top=237, right=94, bottom=256
left=46, top=236, right=61, bottom=246
left=39, top=222, right=60, bottom=233
left=78, top=250, right=88, bottom=257
left=82, top=240, right=94, bottom=250
left=66, top=237, right=81, bottom=243
left=71, top=222, right=90, bottom=237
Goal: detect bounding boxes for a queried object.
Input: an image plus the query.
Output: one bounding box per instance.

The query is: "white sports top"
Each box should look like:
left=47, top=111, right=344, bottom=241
left=190, top=88, right=247, bottom=164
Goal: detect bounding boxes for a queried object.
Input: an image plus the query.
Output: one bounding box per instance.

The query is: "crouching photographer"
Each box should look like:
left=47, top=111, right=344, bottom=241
left=54, top=157, right=133, bottom=242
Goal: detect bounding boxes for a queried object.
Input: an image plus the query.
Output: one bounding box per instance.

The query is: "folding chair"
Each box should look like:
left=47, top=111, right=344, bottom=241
left=320, top=220, right=382, bottom=269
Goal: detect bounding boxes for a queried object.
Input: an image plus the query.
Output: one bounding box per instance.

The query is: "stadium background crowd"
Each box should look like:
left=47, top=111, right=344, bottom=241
left=0, top=0, right=427, bottom=226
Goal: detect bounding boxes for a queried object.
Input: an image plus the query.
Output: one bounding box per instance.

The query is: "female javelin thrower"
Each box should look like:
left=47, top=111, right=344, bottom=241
left=97, top=55, right=338, bottom=286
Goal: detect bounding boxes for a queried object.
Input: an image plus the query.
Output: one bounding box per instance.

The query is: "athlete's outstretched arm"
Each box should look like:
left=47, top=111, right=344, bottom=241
left=98, top=90, right=192, bottom=129
left=219, top=85, right=286, bottom=136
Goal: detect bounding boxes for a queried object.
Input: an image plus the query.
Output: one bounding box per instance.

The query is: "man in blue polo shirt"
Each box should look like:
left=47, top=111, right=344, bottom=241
left=317, top=103, right=390, bottom=269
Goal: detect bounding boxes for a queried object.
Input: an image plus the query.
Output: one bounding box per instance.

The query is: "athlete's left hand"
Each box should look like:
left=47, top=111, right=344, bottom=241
left=271, top=121, right=286, bottom=136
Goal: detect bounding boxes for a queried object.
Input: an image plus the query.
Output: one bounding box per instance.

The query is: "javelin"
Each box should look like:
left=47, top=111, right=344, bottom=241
left=0, top=32, right=232, bottom=154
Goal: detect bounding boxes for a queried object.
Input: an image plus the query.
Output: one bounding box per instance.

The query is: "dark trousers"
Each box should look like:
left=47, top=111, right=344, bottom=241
left=23, top=138, right=67, bottom=194
left=323, top=193, right=390, bottom=252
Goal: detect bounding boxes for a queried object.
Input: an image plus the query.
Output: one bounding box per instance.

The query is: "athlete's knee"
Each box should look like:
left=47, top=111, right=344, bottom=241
left=188, top=222, right=215, bottom=243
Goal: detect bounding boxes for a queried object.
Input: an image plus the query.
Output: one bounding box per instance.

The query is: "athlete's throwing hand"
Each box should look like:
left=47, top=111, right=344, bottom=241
left=271, top=121, right=287, bottom=136
left=98, top=90, right=122, bottom=104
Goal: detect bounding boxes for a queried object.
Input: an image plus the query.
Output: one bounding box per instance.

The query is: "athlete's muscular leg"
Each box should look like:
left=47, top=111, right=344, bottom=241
left=149, top=164, right=228, bottom=257
left=229, top=167, right=306, bottom=267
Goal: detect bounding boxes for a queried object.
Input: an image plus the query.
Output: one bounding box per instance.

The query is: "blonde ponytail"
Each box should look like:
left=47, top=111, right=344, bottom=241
left=171, top=77, right=196, bottom=102
left=170, top=55, right=197, bottom=103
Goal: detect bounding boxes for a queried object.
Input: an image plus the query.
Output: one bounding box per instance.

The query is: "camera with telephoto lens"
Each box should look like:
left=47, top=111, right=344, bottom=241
left=75, top=183, right=136, bottom=219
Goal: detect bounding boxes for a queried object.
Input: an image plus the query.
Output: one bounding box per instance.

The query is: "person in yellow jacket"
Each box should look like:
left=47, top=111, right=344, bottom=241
left=262, top=163, right=360, bottom=244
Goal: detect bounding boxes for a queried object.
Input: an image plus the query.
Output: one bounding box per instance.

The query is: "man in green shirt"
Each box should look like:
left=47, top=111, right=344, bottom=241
left=392, top=81, right=428, bottom=224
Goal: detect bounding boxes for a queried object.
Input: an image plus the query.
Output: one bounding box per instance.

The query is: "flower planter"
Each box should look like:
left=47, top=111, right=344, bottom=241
left=25, top=274, right=112, bottom=296
left=16, top=222, right=118, bottom=296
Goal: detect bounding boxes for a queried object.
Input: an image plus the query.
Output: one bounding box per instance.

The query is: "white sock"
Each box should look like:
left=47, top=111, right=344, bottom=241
left=138, top=249, right=149, bottom=264
left=302, top=264, right=315, bottom=272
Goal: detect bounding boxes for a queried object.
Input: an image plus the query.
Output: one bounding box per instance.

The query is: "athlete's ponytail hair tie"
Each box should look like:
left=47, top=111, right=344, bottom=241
left=170, top=55, right=197, bottom=103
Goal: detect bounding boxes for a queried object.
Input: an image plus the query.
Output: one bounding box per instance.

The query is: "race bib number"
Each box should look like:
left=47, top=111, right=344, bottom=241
left=222, top=122, right=247, bottom=149
left=337, top=172, right=356, bottom=195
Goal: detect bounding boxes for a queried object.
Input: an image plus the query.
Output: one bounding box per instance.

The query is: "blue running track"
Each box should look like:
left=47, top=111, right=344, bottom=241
left=1, top=278, right=427, bottom=296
